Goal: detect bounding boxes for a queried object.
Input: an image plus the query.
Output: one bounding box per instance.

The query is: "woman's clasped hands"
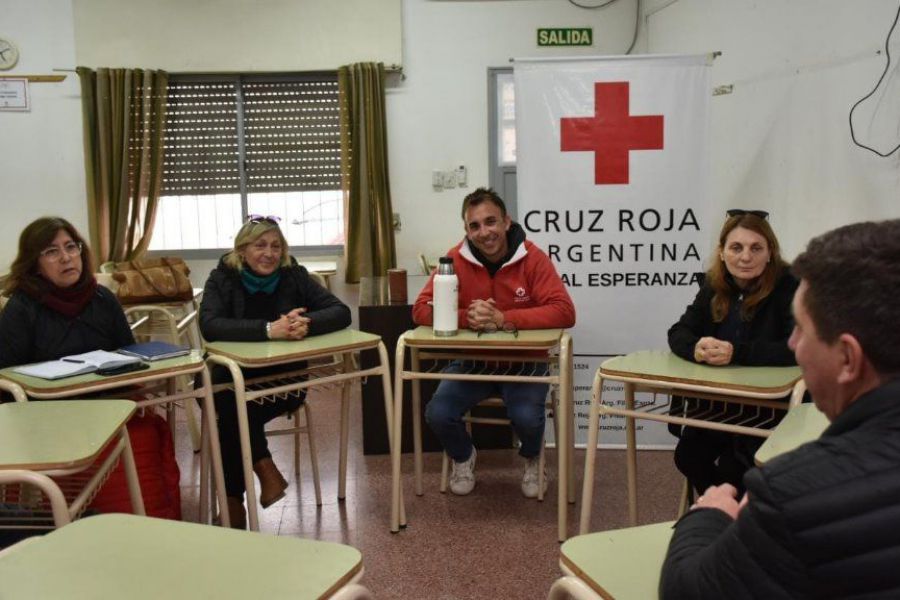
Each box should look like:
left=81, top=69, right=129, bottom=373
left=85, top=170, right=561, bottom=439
left=693, top=336, right=734, bottom=365
left=269, top=307, right=310, bottom=340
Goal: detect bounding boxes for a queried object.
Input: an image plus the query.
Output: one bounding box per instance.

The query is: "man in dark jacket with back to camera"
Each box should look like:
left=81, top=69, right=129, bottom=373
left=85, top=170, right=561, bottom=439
left=660, top=219, right=900, bottom=599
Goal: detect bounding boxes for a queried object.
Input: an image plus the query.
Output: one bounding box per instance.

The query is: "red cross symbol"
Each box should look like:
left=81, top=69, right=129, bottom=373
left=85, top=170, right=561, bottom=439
left=560, top=81, right=664, bottom=185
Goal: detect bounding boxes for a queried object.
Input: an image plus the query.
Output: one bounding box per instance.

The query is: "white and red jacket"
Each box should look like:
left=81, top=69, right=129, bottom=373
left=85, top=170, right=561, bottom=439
left=413, top=235, right=576, bottom=330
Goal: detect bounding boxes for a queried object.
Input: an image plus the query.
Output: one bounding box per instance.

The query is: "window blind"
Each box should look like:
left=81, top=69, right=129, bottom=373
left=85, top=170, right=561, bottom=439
left=161, top=79, right=240, bottom=196
left=161, top=74, right=342, bottom=196
left=243, top=76, right=342, bottom=193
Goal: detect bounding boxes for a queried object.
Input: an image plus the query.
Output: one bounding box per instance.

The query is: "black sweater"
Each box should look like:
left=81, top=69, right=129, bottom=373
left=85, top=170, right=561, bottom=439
left=0, top=286, right=135, bottom=368
left=667, top=271, right=799, bottom=366
left=660, top=378, right=900, bottom=599
left=199, top=257, right=351, bottom=342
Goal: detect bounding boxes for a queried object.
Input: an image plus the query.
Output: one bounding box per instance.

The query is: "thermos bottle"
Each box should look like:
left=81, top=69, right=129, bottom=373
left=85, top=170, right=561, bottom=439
left=432, top=256, right=458, bottom=337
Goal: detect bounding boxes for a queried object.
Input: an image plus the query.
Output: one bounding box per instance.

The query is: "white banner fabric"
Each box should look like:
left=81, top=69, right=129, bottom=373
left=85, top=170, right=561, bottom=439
left=515, top=54, right=713, bottom=448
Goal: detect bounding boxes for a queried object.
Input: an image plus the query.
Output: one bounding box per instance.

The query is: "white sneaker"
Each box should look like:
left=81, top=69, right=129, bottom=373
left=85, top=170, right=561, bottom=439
left=449, top=448, right=477, bottom=495
left=521, top=456, right=548, bottom=499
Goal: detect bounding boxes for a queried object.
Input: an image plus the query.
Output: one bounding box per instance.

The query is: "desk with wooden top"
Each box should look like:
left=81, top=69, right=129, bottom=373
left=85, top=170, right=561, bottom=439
left=0, top=400, right=144, bottom=528
left=552, top=400, right=825, bottom=599
left=581, top=351, right=802, bottom=532
left=391, top=326, right=574, bottom=540
left=549, top=520, right=675, bottom=600
left=357, top=275, right=506, bottom=456
left=754, top=402, right=829, bottom=465
left=205, top=329, right=395, bottom=531
left=0, top=352, right=229, bottom=527
left=0, top=513, right=373, bottom=599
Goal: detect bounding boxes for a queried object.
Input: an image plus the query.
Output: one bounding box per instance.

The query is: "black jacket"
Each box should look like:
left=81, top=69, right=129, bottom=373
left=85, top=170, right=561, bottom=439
left=199, top=257, right=351, bottom=342
left=0, top=286, right=135, bottom=368
left=667, top=271, right=799, bottom=366
left=660, top=378, right=900, bottom=599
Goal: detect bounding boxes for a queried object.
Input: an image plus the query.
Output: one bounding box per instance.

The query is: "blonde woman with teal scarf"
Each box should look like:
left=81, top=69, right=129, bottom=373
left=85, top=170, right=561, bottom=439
left=200, top=215, right=351, bottom=528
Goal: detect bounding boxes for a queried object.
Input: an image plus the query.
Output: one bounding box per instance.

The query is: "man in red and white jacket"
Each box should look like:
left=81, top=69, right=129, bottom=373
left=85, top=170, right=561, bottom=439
left=413, top=188, right=575, bottom=498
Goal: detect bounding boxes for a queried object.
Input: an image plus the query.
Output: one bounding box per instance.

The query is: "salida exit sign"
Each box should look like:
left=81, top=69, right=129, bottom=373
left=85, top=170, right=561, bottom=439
left=537, top=28, right=593, bottom=47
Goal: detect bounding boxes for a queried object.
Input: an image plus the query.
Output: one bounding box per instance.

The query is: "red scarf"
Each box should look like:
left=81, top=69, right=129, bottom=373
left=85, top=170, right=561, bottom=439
left=36, top=274, right=99, bottom=318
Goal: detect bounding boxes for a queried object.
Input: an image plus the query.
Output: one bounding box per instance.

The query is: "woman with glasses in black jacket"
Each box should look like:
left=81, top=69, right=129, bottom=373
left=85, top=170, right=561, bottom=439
left=0, top=217, right=134, bottom=369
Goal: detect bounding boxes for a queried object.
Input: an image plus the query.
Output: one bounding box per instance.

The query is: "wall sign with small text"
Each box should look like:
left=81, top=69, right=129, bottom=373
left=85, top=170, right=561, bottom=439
left=537, top=28, right=593, bottom=47
left=0, top=78, right=29, bottom=111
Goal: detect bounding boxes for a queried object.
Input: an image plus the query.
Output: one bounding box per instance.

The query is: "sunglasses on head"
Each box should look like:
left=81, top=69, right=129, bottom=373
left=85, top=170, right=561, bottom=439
left=726, top=209, right=769, bottom=220
left=246, top=214, right=282, bottom=225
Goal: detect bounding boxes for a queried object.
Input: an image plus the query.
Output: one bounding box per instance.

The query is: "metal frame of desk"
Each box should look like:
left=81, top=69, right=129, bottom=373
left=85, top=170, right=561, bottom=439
left=205, top=329, right=395, bottom=532
left=0, top=398, right=145, bottom=528
left=0, top=353, right=228, bottom=527
left=391, top=326, right=575, bottom=541
left=580, top=350, right=801, bottom=532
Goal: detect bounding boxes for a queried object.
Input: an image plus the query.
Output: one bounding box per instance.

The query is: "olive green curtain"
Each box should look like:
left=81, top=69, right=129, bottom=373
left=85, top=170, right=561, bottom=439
left=77, top=67, right=168, bottom=263
left=338, top=62, right=397, bottom=283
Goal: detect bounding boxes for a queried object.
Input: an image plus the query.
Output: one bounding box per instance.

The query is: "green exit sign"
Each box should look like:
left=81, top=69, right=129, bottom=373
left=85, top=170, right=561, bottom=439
left=537, top=28, right=593, bottom=47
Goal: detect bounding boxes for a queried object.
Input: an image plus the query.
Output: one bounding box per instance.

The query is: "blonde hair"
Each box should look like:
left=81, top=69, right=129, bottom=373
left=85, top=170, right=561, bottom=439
left=223, top=220, right=291, bottom=271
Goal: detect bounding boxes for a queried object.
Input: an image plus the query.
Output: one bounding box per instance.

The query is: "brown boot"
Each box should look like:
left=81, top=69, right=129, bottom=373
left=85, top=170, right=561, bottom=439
left=218, top=496, right=246, bottom=530
left=253, top=457, right=288, bottom=508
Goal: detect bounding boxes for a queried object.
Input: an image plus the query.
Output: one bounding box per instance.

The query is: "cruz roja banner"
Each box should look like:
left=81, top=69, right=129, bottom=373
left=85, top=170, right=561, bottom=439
left=514, top=54, right=714, bottom=448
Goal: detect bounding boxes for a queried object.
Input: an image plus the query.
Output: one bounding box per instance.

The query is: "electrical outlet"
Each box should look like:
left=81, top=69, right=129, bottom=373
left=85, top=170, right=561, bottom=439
left=443, top=170, right=457, bottom=189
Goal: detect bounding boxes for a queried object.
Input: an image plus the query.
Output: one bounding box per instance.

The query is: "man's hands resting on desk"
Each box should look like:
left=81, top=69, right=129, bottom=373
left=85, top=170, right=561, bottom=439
left=467, top=298, right=505, bottom=330
left=268, top=308, right=310, bottom=340
left=692, top=483, right=749, bottom=520
left=694, top=337, right=734, bottom=366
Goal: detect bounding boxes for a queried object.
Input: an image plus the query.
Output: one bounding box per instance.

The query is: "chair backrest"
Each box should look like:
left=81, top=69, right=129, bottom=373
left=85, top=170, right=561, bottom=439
left=95, top=272, right=118, bottom=292
left=789, top=378, right=807, bottom=408
left=308, top=271, right=328, bottom=289
left=418, top=254, right=432, bottom=275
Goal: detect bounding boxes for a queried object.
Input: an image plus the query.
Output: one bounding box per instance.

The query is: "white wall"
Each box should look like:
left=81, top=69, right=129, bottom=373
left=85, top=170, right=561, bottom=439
left=3, top=0, right=897, bottom=277
left=643, top=0, right=900, bottom=259
left=72, top=0, right=401, bottom=71
left=0, top=0, right=85, bottom=270
left=389, top=0, right=640, bottom=271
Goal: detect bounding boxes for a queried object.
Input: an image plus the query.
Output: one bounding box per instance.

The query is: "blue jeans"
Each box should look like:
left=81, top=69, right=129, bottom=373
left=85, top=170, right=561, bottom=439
left=425, top=360, right=549, bottom=462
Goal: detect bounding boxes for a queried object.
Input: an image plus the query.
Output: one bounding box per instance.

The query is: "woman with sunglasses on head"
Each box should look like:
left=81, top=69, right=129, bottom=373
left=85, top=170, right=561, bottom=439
left=199, top=215, right=351, bottom=529
left=0, top=217, right=134, bottom=369
left=667, top=210, right=798, bottom=497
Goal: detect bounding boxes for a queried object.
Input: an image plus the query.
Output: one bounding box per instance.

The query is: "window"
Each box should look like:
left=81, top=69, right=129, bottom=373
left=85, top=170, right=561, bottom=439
left=149, top=73, right=344, bottom=254
left=496, top=71, right=517, bottom=166
left=488, top=67, right=518, bottom=217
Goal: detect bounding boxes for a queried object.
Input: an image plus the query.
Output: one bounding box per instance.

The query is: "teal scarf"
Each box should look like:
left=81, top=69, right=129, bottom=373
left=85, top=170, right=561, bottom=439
left=241, top=268, right=281, bottom=294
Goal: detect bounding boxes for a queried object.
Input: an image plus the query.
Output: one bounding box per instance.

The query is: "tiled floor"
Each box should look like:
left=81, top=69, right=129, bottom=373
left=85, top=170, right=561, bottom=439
left=175, top=382, right=683, bottom=599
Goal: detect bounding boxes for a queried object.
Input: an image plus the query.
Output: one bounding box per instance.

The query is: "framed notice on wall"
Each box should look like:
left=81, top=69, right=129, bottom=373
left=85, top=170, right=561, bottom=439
left=0, top=78, right=29, bottom=111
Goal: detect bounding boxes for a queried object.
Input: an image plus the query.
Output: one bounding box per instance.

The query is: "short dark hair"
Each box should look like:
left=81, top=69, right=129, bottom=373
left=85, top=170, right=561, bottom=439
left=792, top=219, right=900, bottom=376
left=3, top=217, right=95, bottom=298
left=460, top=187, right=507, bottom=221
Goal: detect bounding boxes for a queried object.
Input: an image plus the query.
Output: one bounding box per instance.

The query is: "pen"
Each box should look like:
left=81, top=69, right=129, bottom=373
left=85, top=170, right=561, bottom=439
left=62, top=358, right=85, bottom=363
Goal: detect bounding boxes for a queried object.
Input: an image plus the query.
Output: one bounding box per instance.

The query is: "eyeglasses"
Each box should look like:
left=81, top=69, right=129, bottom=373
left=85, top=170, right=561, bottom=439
left=246, top=214, right=282, bottom=225
left=476, top=321, right=518, bottom=338
left=40, top=241, right=83, bottom=262
left=726, top=209, right=769, bottom=220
